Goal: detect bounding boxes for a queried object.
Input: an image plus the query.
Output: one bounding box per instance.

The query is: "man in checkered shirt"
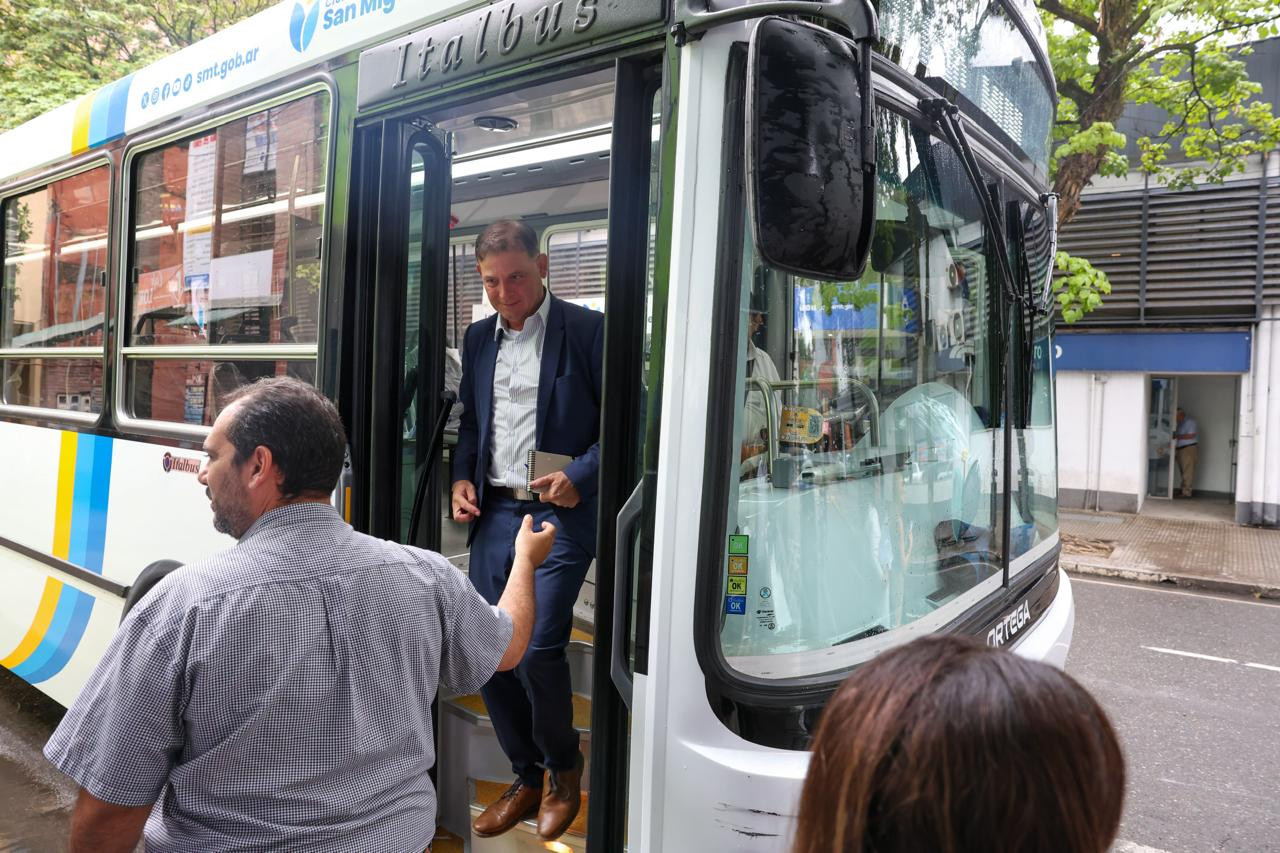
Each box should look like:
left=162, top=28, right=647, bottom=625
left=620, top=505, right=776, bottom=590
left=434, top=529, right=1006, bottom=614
left=44, top=377, right=554, bottom=853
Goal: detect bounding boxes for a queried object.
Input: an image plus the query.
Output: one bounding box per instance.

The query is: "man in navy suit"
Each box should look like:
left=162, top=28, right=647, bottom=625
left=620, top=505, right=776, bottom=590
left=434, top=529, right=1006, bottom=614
left=451, top=220, right=601, bottom=842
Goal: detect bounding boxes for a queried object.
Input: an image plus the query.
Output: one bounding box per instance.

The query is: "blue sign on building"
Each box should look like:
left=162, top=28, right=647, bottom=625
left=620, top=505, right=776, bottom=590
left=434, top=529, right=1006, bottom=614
left=1053, top=331, right=1252, bottom=374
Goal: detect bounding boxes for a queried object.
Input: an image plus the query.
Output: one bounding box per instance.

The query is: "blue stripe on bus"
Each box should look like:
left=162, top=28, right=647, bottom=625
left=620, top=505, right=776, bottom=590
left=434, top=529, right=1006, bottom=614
left=88, top=75, right=133, bottom=148
left=84, top=435, right=112, bottom=573
left=11, top=584, right=81, bottom=679
left=14, top=588, right=95, bottom=684
left=10, top=433, right=113, bottom=683
left=87, top=85, right=115, bottom=150
left=67, top=433, right=96, bottom=568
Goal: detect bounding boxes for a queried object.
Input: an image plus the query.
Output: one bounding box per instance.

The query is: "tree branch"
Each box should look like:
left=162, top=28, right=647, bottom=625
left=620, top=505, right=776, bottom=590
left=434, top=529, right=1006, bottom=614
left=1145, top=47, right=1222, bottom=155
left=1058, top=77, right=1093, bottom=106
left=1039, top=0, right=1100, bottom=37
left=1120, top=6, right=1154, bottom=44
left=1131, top=12, right=1280, bottom=66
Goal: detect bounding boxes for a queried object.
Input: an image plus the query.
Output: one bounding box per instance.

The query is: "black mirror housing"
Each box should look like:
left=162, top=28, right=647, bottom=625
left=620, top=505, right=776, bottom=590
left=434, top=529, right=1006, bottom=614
left=747, top=17, right=877, bottom=282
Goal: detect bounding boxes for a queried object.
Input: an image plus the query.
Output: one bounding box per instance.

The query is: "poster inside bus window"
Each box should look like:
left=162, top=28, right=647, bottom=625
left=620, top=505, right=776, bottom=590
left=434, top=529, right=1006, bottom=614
left=128, top=94, right=329, bottom=350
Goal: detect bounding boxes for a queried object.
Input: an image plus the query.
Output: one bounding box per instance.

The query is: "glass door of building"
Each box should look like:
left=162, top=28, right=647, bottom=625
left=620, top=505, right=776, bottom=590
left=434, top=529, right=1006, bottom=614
left=1147, top=376, right=1178, bottom=499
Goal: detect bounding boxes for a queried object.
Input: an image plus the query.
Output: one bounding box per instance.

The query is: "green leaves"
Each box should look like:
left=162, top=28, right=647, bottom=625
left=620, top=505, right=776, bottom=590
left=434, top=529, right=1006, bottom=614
left=1039, top=0, right=1280, bottom=321
left=1044, top=0, right=1280, bottom=192
left=1053, top=250, right=1112, bottom=324
left=0, top=0, right=273, bottom=133
left=1050, top=122, right=1128, bottom=176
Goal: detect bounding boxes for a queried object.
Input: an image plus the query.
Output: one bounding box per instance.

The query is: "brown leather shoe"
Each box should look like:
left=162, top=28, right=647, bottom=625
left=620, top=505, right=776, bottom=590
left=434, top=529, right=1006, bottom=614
left=536, top=752, right=584, bottom=840
left=472, top=780, right=541, bottom=838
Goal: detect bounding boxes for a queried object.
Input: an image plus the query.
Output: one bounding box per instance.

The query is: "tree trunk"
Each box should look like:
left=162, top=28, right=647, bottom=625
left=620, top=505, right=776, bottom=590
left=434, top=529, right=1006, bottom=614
left=1051, top=1, right=1136, bottom=226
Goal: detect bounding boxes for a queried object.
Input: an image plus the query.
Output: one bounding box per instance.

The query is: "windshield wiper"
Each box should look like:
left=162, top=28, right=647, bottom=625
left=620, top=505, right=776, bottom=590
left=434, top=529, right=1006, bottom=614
left=919, top=98, right=1027, bottom=312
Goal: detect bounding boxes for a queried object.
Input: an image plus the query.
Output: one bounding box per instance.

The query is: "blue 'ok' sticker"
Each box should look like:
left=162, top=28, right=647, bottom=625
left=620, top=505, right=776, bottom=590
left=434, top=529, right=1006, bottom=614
left=725, top=595, right=747, bottom=615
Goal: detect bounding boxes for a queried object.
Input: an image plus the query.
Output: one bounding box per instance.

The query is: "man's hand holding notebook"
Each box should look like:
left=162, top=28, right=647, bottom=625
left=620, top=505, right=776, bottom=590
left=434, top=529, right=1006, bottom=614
left=526, top=450, right=580, bottom=508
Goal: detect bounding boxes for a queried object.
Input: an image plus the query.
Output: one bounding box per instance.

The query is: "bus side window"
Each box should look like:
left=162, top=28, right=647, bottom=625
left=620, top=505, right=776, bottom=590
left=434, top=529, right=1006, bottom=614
left=1, top=166, right=111, bottom=415
left=123, top=91, right=330, bottom=428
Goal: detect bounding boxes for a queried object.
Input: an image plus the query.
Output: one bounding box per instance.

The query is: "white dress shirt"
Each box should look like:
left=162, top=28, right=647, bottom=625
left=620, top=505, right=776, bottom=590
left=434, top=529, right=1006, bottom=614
left=488, top=290, right=551, bottom=488
left=744, top=340, right=782, bottom=443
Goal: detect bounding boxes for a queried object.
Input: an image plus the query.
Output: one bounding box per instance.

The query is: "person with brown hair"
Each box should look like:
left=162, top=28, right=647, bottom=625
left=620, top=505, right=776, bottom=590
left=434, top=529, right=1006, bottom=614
left=793, top=635, right=1125, bottom=853
left=452, top=219, right=603, bottom=841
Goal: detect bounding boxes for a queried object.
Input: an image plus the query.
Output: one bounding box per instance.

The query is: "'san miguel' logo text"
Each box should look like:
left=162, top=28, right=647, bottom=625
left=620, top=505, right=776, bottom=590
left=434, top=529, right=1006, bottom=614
left=291, top=0, right=397, bottom=53
left=162, top=452, right=202, bottom=475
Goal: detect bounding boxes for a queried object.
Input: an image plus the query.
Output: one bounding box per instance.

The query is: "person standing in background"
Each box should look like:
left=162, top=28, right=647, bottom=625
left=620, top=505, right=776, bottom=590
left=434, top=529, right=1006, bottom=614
left=1175, top=407, right=1198, bottom=498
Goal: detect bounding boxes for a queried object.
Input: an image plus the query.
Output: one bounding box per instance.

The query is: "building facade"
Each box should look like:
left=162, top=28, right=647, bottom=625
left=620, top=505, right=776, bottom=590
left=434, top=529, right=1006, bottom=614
left=1055, top=38, right=1280, bottom=526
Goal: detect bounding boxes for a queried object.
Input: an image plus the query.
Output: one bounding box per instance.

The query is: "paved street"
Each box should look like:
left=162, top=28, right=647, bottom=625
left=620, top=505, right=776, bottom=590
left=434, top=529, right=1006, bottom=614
left=0, top=669, right=71, bottom=852
left=1067, top=575, right=1280, bottom=853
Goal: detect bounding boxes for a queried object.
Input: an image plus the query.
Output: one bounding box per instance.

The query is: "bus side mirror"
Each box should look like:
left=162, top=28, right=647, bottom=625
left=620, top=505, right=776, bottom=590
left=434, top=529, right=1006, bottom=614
left=747, top=17, right=877, bottom=282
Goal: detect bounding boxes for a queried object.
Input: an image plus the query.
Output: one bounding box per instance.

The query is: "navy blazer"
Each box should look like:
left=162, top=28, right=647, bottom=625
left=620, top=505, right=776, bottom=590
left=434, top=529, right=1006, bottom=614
left=451, top=293, right=603, bottom=555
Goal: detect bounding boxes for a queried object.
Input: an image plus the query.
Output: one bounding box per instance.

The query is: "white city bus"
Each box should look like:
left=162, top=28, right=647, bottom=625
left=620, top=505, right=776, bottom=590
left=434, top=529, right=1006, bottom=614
left=0, top=0, right=1071, bottom=849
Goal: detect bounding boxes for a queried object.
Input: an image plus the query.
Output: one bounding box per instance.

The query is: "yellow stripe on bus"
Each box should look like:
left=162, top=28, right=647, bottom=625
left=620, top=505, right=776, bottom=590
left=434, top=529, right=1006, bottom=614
left=52, top=431, right=77, bottom=560
left=0, top=578, right=62, bottom=668
left=70, top=96, right=94, bottom=155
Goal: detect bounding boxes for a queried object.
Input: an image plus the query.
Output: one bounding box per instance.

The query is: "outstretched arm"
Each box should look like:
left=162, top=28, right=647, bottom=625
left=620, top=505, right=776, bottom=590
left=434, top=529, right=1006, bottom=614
left=496, top=515, right=556, bottom=670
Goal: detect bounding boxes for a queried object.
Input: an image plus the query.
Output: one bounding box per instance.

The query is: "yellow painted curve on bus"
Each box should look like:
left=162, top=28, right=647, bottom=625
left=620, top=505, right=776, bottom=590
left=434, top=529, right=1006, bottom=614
left=3, top=431, right=78, bottom=668
left=0, top=578, right=62, bottom=668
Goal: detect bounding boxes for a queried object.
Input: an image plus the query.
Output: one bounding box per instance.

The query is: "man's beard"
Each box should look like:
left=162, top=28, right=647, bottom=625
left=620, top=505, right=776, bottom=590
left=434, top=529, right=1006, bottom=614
left=209, top=482, right=254, bottom=539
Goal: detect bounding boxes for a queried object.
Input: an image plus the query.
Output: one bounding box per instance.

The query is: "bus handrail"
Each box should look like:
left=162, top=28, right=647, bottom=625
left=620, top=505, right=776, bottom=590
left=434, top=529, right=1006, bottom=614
left=745, top=375, right=778, bottom=481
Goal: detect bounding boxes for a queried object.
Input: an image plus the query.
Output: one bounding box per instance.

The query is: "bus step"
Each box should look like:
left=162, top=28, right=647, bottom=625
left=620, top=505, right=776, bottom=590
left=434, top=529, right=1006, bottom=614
left=469, top=778, right=588, bottom=853
left=436, top=692, right=593, bottom=838
left=431, top=826, right=464, bottom=853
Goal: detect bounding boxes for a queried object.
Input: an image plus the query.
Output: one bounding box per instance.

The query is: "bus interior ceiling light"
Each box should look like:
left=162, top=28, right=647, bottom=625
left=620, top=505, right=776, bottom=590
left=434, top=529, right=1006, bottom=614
left=451, top=131, right=612, bottom=179
left=474, top=115, right=519, bottom=132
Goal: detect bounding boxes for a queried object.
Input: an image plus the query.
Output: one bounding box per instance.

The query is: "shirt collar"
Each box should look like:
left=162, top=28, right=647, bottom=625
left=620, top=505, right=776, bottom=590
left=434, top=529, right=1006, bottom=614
left=494, top=288, right=551, bottom=340
left=237, top=501, right=343, bottom=545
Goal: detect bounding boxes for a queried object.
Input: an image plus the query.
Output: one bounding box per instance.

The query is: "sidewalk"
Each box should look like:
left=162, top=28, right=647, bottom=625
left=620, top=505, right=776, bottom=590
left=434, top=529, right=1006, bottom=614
left=1059, top=505, right=1280, bottom=599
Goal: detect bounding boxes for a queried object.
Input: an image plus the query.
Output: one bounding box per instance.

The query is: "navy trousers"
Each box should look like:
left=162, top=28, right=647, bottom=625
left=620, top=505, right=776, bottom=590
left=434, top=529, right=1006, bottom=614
left=467, top=494, right=592, bottom=787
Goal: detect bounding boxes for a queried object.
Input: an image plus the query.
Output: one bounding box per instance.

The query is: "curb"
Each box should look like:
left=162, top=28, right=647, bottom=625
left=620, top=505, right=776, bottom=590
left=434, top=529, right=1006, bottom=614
left=1063, top=559, right=1280, bottom=601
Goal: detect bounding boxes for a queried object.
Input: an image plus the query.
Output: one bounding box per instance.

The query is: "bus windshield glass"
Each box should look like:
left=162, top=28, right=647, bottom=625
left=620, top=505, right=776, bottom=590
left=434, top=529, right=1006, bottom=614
left=719, top=107, right=1056, bottom=678
left=876, top=0, right=1053, bottom=171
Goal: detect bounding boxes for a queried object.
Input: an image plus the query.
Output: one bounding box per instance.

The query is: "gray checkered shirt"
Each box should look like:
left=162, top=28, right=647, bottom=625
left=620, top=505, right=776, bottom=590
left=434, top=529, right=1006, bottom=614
left=45, top=502, right=512, bottom=852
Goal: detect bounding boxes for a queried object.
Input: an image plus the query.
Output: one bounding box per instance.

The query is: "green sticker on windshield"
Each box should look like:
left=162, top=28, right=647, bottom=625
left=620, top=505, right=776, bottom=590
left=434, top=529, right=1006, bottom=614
left=728, top=534, right=749, bottom=555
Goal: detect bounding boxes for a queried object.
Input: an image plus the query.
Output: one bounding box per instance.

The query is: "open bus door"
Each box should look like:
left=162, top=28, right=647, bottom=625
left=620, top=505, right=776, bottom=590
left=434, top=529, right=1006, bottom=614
left=348, top=54, right=663, bottom=851
left=346, top=116, right=453, bottom=549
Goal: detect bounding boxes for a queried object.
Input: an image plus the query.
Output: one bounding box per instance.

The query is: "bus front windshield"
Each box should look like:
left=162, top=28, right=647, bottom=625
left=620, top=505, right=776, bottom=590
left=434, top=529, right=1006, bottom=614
left=719, top=107, right=1057, bottom=678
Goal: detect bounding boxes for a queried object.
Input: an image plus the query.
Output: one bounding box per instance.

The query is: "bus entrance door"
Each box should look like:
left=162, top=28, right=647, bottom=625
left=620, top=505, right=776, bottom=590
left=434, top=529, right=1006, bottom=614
left=351, top=55, right=665, bottom=851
